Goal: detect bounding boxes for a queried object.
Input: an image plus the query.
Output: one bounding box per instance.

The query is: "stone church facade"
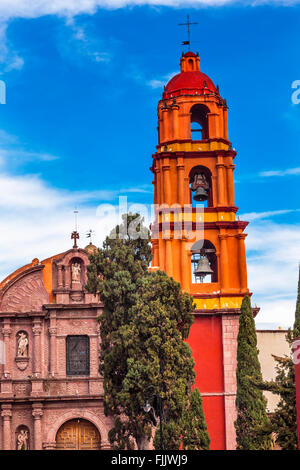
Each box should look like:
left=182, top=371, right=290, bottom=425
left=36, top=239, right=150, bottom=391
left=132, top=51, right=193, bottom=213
left=0, top=244, right=113, bottom=450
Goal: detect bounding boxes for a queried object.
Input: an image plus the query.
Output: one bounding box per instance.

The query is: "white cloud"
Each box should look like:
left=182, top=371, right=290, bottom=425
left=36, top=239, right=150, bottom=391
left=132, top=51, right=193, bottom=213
left=0, top=131, right=60, bottom=168
left=0, top=23, right=24, bottom=73
left=0, top=165, right=152, bottom=282
left=5, top=55, right=24, bottom=71
left=260, top=167, right=300, bottom=177
left=64, top=17, right=112, bottom=64
left=0, top=148, right=59, bottom=163
left=246, top=220, right=300, bottom=328
left=0, top=0, right=297, bottom=21
left=147, top=71, right=177, bottom=89
left=240, top=209, right=298, bottom=221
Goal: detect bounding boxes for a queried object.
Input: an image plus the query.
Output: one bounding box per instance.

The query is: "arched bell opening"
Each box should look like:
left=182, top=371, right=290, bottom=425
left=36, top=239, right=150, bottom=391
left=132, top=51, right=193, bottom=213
left=191, top=240, right=218, bottom=284
left=190, top=104, right=210, bottom=140
left=189, top=165, right=213, bottom=208
left=188, top=58, right=194, bottom=71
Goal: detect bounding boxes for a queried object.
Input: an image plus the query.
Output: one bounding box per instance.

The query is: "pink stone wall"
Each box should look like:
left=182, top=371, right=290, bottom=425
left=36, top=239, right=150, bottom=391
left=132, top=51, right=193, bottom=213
left=0, top=248, right=110, bottom=450
left=222, top=314, right=239, bottom=450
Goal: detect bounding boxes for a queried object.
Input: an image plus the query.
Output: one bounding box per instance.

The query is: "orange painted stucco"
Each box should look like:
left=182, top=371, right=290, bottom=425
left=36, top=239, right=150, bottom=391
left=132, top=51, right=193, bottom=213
left=151, top=52, right=251, bottom=449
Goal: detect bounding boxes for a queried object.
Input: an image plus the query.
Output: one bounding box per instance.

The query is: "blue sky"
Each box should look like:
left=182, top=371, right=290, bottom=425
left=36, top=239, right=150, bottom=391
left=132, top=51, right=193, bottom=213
left=0, top=0, right=300, bottom=328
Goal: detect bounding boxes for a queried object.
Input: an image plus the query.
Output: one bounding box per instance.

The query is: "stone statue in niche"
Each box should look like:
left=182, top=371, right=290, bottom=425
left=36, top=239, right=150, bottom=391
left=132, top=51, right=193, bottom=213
left=17, top=429, right=29, bottom=450
left=71, top=262, right=81, bottom=283
left=17, top=332, right=29, bottom=357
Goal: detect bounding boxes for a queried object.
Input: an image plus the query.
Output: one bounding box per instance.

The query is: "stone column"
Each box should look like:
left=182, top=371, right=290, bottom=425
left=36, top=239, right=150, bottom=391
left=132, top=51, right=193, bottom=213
left=226, top=163, right=235, bottom=206
left=176, top=156, right=185, bottom=205
left=32, top=403, right=43, bottom=450
left=151, top=239, right=159, bottom=268
left=184, top=176, right=190, bottom=205
left=165, top=239, right=173, bottom=279
left=237, top=233, right=248, bottom=293
left=172, top=106, right=179, bottom=139
left=32, top=320, right=42, bottom=376
left=158, top=238, right=165, bottom=272
left=162, top=157, right=171, bottom=205
left=181, top=240, right=191, bottom=291
left=49, top=325, right=57, bottom=377
left=222, top=315, right=238, bottom=450
left=156, top=166, right=162, bottom=206
left=65, top=265, right=71, bottom=289
left=216, top=162, right=226, bottom=207
left=57, top=265, right=63, bottom=288
left=207, top=112, right=219, bottom=138
left=161, top=109, right=168, bottom=142
left=1, top=321, right=13, bottom=395
left=1, top=404, right=12, bottom=450
left=223, top=107, right=229, bottom=140
left=219, top=234, right=229, bottom=292
left=2, top=320, right=11, bottom=378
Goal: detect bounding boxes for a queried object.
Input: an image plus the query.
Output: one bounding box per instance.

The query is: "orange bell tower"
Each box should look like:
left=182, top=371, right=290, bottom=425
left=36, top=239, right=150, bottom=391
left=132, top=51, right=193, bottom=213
left=150, top=52, right=256, bottom=450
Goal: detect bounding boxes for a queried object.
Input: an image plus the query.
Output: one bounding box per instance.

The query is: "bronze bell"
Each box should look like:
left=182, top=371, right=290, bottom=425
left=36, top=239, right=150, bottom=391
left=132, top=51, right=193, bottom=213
left=194, top=255, right=214, bottom=281
left=193, top=187, right=209, bottom=202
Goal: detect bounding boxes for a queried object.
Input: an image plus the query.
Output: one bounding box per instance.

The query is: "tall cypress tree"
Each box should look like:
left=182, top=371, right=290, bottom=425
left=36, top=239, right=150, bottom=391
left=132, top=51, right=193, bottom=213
left=235, top=295, right=271, bottom=450
left=86, top=213, right=210, bottom=450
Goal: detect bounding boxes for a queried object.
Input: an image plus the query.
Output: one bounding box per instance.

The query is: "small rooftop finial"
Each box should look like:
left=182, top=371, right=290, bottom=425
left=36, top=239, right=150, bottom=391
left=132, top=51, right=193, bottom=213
left=71, top=208, right=79, bottom=249
left=178, top=14, right=198, bottom=51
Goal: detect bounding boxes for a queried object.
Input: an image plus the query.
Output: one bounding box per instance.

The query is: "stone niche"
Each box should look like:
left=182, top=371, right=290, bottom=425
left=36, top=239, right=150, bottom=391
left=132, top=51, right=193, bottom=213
left=52, top=248, right=99, bottom=305
left=15, top=330, right=30, bottom=371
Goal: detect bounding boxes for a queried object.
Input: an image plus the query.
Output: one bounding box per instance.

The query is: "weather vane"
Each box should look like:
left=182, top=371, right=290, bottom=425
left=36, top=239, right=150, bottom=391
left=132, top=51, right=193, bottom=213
left=71, top=208, right=79, bottom=249
left=86, top=229, right=95, bottom=245
left=178, top=14, right=198, bottom=50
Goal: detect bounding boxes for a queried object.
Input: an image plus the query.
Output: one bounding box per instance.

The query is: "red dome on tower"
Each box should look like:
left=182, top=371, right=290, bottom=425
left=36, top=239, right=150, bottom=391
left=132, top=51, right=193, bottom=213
left=163, top=51, right=217, bottom=100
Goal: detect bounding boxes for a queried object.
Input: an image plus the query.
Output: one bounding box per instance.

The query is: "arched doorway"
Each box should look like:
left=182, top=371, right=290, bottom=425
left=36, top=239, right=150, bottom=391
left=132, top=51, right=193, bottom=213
left=56, top=419, right=101, bottom=450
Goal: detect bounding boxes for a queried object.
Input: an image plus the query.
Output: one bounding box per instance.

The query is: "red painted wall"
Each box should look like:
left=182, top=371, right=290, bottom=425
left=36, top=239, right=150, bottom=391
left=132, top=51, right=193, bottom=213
left=188, top=315, right=226, bottom=449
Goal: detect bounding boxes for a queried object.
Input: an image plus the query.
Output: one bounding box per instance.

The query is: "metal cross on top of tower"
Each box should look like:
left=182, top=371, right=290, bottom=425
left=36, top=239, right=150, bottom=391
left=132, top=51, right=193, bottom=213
left=178, top=14, right=198, bottom=50
left=71, top=209, right=79, bottom=249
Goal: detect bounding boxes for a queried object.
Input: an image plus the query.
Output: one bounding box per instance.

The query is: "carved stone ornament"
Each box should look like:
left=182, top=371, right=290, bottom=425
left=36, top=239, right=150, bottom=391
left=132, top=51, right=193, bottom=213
left=15, top=356, right=30, bottom=371
left=70, top=292, right=84, bottom=303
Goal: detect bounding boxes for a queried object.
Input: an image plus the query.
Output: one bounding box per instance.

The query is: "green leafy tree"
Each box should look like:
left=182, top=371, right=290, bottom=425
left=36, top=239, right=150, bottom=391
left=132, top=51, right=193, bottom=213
left=235, top=295, right=271, bottom=450
left=86, top=213, right=210, bottom=450
left=257, top=267, right=300, bottom=450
